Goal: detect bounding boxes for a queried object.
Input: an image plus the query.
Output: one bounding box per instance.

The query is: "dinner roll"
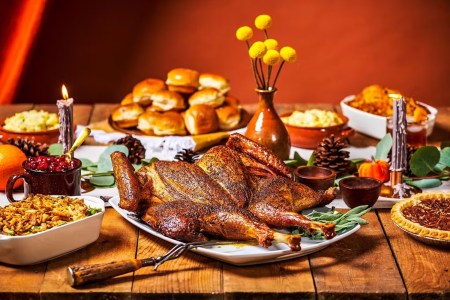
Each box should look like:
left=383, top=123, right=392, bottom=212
left=199, top=73, right=230, bottom=95
left=188, top=88, right=225, bottom=108
left=184, top=104, right=219, bottom=135
left=132, top=78, right=166, bottom=106
left=137, top=111, right=187, bottom=136
left=120, top=93, right=134, bottom=105
left=166, top=68, right=199, bottom=94
left=111, top=103, right=144, bottom=128
left=223, top=95, right=241, bottom=109
left=215, top=105, right=241, bottom=130
left=150, top=90, right=186, bottom=112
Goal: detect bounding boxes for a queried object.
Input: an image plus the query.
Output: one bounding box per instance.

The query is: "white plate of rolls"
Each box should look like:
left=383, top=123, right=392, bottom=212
left=110, top=68, right=249, bottom=136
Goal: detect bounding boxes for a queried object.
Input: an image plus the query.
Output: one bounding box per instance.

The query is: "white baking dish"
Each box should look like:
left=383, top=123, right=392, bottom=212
left=340, top=95, right=438, bottom=139
left=0, top=196, right=105, bottom=265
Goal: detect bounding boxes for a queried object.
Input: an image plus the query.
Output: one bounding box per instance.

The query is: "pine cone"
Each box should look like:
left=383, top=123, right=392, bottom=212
left=387, top=144, right=417, bottom=176
left=7, top=138, right=49, bottom=157
left=314, top=134, right=350, bottom=174
left=174, top=148, right=200, bottom=163
left=114, top=135, right=146, bottom=164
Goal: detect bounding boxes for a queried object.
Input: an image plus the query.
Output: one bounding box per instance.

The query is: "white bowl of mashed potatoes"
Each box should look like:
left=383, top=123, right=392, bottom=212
left=282, top=109, right=354, bottom=149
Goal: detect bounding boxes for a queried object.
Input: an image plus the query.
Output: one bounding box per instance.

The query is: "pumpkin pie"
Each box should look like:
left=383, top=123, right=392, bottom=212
left=391, top=192, right=450, bottom=240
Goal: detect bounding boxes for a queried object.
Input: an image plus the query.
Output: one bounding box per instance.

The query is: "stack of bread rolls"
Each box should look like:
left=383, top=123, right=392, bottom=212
left=111, top=68, right=241, bottom=136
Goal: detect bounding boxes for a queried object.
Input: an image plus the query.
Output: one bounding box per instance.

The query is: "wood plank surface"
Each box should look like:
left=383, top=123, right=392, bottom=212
left=39, top=209, right=139, bottom=300
left=378, top=210, right=450, bottom=300
left=132, top=232, right=224, bottom=299
left=223, top=257, right=315, bottom=300
left=310, top=211, right=406, bottom=299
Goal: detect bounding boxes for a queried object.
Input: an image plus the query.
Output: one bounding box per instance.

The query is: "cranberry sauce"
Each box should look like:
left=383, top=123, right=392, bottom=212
left=24, top=155, right=80, bottom=172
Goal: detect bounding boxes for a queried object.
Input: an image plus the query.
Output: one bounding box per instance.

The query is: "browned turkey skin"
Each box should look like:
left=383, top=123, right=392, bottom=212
left=112, top=133, right=337, bottom=251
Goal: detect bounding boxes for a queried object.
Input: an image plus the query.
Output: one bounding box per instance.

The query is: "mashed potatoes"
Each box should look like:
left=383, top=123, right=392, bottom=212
left=282, top=109, right=344, bottom=127
left=3, top=110, right=59, bottom=132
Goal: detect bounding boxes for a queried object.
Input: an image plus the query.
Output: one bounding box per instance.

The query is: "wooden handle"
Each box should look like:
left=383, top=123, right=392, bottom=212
left=67, top=259, right=145, bottom=287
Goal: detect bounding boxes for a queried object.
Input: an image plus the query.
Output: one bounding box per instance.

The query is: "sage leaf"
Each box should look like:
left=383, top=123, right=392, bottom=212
left=89, top=175, right=115, bottom=187
left=405, top=178, right=442, bottom=189
left=410, top=146, right=440, bottom=177
left=97, top=145, right=129, bottom=172
left=375, top=134, right=392, bottom=160
left=48, top=143, right=63, bottom=156
left=294, top=151, right=308, bottom=165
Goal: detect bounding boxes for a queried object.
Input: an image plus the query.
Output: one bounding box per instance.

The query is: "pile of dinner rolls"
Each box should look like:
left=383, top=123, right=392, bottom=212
left=111, top=68, right=241, bottom=136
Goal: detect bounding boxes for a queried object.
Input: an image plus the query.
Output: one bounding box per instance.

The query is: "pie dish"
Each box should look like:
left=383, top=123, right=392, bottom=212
left=391, top=192, right=450, bottom=244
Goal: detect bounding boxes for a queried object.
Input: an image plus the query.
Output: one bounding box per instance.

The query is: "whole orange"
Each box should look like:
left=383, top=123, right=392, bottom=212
left=0, top=144, right=27, bottom=191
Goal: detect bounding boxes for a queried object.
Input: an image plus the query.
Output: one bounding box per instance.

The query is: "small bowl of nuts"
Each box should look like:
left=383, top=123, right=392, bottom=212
left=281, top=109, right=354, bottom=149
left=0, top=110, right=61, bottom=144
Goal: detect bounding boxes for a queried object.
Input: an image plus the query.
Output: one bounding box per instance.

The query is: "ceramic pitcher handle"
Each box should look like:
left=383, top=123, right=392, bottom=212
left=5, top=174, right=28, bottom=203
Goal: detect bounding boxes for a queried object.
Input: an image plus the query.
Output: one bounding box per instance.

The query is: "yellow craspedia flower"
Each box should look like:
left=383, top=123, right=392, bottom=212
left=264, top=39, right=279, bottom=50
left=236, top=26, right=253, bottom=41
left=263, top=49, right=280, bottom=65
left=255, top=14, right=272, bottom=30
left=280, top=46, right=297, bottom=63
left=248, top=41, right=267, bottom=59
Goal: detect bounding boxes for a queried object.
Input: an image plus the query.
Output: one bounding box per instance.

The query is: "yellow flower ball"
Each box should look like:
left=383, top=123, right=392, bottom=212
left=263, top=49, right=280, bottom=65
left=280, top=46, right=297, bottom=63
left=236, top=26, right=253, bottom=41
left=264, top=39, right=279, bottom=50
left=248, top=41, right=267, bottom=59
left=255, top=14, right=272, bottom=30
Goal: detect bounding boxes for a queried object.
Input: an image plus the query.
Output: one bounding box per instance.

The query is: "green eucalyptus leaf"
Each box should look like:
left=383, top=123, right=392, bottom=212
left=307, top=151, right=315, bottom=166
left=438, top=147, right=450, bottom=168
left=87, top=166, right=98, bottom=172
left=48, top=143, right=63, bottom=156
left=97, top=145, right=129, bottom=172
left=294, top=151, right=308, bottom=165
left=410, top=146, right=440, bottom=177
left=80, top=158, right=96, bottom=169
left=405, top=178, right=442, bottom=189
left=441, top=141, right=450, bottom=149
left=374, top=134, right=392, bottom=160
left=89, top=175, right=115, bottom=187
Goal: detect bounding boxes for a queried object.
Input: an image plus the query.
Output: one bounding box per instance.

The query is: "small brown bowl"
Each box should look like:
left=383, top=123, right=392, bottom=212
left=294, top=166, right=336, bottom=192
left=339, top=177, right=382, bottom=208
left=282, top=112, right=354, bottom=149
left=0, top=120, right=62, bottom=145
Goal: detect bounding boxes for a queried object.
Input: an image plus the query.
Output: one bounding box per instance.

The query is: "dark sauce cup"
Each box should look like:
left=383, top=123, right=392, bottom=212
left=6, top=157, right=82, bottom=203
left=339, top=177, right=382, bottom=208
left=294, top=166, right=336, bottom=192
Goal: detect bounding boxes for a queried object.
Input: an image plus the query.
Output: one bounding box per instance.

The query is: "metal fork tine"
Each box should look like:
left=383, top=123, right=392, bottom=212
left=154, top=240, right=237, bottom=270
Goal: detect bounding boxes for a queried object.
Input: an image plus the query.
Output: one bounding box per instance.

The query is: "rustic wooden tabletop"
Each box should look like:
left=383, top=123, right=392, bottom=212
left=0, top=103, right=449, bottom=300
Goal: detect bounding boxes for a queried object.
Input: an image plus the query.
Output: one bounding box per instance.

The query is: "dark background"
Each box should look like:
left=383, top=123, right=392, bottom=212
left=4, top=0, right=450, bottom=106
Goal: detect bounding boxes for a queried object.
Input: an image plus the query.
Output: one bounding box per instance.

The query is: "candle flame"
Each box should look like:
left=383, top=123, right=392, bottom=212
left=62, top=84, right=69, bottom=100
left=388, top=93, right=402, bottom=100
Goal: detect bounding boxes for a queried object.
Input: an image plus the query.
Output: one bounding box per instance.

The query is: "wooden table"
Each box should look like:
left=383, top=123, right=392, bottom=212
left=0, top=103, right=449, bottom=300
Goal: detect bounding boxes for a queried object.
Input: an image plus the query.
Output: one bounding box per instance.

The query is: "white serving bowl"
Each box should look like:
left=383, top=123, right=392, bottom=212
left=340, top=95, right=438, bottom=139
left=0, top=196, right=105, bottom=265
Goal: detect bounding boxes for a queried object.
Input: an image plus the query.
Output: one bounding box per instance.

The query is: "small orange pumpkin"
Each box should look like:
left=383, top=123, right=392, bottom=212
left=358, top=160, right=390, bottom=183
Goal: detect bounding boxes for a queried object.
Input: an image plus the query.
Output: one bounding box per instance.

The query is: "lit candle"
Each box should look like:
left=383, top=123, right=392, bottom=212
left=389, top=93, right=407, bottom=188
left=57, top=84, right=74, bottom=153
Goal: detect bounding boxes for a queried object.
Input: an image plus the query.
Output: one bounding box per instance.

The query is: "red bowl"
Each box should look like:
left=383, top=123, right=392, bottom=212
left=0, top=120, right=61, bottom=145
left=282, top=112, right=354, bottom=149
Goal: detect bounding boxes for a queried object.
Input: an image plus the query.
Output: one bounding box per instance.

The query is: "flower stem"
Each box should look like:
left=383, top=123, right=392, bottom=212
left=264, top=29, right=269, bottom=39
left=251, top=59, right=263, bottom=88
left=272, top=61, right=285, bottom=89
left=267, top=65, right=272, bottom=89
left=258, top=59, right=266, bottom=89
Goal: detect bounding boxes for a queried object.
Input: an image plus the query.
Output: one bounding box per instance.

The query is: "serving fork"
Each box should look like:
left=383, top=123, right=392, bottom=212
left=67, top=240, right=235, bottom=287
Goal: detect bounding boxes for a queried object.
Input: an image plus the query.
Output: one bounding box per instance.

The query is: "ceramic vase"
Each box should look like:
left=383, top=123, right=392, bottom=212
left=244, top=88, right=291, bottom=160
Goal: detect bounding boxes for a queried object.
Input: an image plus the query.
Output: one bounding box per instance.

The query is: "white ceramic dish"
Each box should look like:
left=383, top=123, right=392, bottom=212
left=340, top=95, right=437, bottom=139
left=0, top=196, right=105, bottom=265
left=109, top=197, right=360, bottom=265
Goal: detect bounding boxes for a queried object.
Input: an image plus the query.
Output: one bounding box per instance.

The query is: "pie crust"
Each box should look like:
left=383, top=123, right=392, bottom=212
left=391, top=192, right=450, bottom=240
